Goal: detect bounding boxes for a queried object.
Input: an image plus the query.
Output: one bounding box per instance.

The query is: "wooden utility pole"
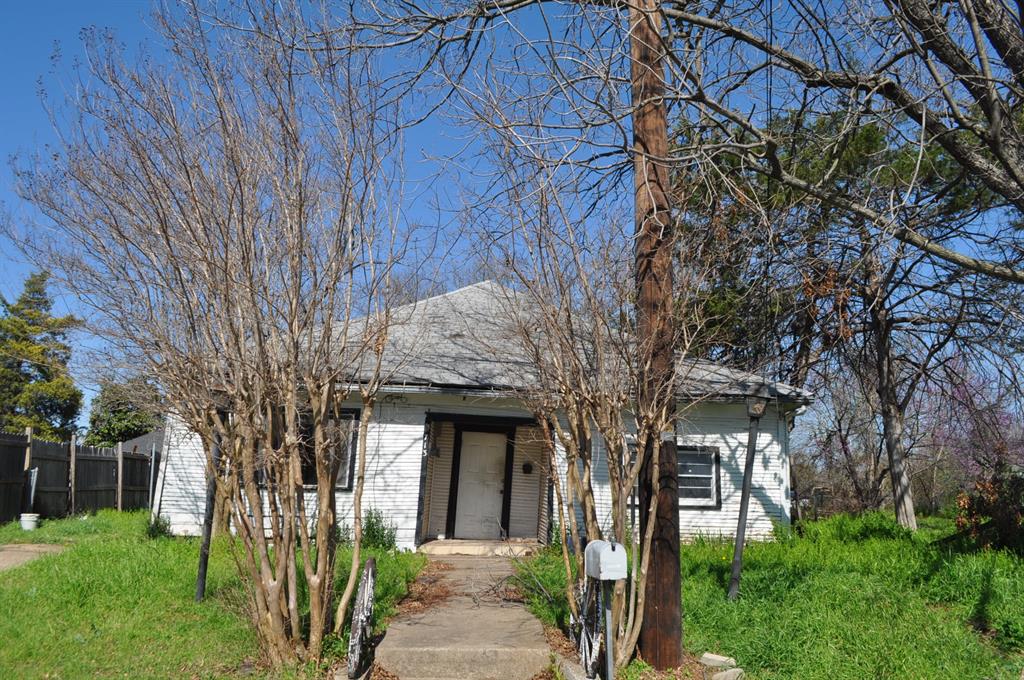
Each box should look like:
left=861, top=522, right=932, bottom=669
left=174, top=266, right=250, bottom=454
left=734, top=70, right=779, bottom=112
left=630, top=0, right=682, bottom=668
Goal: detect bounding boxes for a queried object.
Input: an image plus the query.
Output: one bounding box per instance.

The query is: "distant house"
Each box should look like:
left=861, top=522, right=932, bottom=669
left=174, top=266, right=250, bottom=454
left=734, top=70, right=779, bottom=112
left=152, top=282, right=810, bottom=549
left=120, top=428, right=164, bottom=457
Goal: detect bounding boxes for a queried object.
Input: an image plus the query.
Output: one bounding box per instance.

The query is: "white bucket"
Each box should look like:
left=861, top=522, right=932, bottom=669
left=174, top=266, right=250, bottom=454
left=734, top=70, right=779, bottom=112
left=19, top=513, right=40, bottom=531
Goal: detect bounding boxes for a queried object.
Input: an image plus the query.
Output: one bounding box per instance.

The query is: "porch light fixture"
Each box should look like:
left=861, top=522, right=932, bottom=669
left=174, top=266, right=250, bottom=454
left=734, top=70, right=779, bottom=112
left=745, top=396, right=768, bottom=419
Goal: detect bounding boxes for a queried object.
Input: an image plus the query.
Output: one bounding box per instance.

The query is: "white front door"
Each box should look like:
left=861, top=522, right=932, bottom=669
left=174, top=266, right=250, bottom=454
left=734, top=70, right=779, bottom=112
left=454, top=431, right=507, bottom=539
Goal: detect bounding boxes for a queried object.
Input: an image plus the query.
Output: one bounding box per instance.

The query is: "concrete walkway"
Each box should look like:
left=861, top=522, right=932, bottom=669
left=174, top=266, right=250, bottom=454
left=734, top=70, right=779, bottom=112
left=375, top=555, right=550, bottom=680
left=0, top=544, right=63, bottom=572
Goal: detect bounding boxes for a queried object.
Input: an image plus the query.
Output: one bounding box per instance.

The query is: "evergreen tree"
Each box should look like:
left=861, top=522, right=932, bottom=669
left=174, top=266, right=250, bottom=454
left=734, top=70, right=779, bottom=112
left=0, top=272, right=82, bottom=439
left=84, top=377, right=162, bottom=447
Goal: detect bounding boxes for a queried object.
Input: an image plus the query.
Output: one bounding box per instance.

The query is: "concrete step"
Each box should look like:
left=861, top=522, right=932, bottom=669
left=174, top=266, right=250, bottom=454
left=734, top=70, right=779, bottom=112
left=374, top=645, right=550, bottom=680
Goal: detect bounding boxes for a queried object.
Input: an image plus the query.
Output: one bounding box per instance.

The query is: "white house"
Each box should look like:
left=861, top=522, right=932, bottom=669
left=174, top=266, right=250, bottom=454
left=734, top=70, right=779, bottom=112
left=152, top=282, right=810, bottom=550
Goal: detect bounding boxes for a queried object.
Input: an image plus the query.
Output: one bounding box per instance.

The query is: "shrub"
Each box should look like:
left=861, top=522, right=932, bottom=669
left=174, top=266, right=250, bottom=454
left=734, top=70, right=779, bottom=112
left=362, top=508, right=397, bottom=550
left=145, top=514, right=172, bottom=540
left=955, top=466, right=1024, bottom=553
left=335, top=520, right=352, bottom=546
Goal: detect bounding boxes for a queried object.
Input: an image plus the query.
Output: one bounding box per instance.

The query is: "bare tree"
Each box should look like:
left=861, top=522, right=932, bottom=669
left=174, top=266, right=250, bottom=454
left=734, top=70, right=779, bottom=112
left=10, top=1, right=412, bottom=666
left=459, top=126, right=717, bottom=666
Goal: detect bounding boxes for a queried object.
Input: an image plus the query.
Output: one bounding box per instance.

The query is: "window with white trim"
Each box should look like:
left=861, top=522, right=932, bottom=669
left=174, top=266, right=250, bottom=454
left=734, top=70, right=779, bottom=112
left=627, top=442, right=720, bottom=510
left=298, top=410, right=360, bottom=490
left=677, top=446, right=719, bottom=507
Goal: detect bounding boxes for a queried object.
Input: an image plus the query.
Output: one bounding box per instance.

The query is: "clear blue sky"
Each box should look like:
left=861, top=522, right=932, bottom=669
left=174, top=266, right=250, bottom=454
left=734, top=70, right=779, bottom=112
left=1, top=1, right=157, bottom=303
left=1, top=2, right=160, bottom=423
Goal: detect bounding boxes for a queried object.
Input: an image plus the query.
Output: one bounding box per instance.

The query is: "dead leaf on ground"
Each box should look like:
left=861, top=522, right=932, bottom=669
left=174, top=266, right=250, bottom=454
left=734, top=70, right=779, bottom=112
left=369, top=661, right=400, bottom=680
left=541, top=629, right=704, bottom=680
left=529, top=665, right=557, bottom=680
left=543, top=626, right=576, bottom=659
left=396, top=560, right=454, bottom=615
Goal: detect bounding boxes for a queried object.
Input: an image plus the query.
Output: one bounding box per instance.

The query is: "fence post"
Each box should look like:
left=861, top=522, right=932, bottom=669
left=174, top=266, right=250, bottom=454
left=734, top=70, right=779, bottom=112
left=69, top=433, right=77, bottom=516
left=116, top=442, right=124, bottom=511
left=23, top=426, right=33, bottom=471
left=148, top=442, right=157, bottom=510
left=21, top=426, right=34, bottom=514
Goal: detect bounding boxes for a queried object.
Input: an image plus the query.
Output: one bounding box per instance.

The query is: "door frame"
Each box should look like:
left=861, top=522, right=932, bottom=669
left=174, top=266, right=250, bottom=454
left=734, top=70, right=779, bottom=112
left=437, top=414, right=533, bottom=539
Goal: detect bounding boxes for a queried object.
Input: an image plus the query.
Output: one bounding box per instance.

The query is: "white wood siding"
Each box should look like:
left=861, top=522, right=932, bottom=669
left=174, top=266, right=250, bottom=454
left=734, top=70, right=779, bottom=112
left=151, top=415, right=208, bottom=536
left=674, top=402, right=788, bottom=539
left=556, top=402, right=790, bottom=542
left=154, top=402, right=426, bottom=549
left=154, top=394, right=789, bottom=549
left=333, top=399, right=425, bottom=549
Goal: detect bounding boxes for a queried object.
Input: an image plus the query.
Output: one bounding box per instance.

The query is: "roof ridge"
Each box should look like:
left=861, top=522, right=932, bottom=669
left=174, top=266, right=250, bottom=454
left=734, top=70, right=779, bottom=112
left=392, top=279, right=511, bottom=312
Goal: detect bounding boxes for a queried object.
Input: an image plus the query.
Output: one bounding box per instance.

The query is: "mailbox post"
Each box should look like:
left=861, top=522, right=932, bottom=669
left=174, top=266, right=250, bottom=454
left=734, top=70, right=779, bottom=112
left=584, top=540, right=628, bottom=679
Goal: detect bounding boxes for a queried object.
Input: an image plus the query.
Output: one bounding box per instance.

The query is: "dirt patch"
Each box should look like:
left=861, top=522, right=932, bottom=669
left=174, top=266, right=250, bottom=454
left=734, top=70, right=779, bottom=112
left=544, top=626, right=576, bottom=659
left=396, top=560, right=454, bottom=616
left=0, top=543, right=63, bottom=572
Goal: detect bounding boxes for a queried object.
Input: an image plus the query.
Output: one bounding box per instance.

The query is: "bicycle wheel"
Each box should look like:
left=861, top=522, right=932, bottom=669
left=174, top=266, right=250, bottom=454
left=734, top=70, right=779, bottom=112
left=347, top=557, right=377, bottom=679
left=577, top=578, right=602, bottom=679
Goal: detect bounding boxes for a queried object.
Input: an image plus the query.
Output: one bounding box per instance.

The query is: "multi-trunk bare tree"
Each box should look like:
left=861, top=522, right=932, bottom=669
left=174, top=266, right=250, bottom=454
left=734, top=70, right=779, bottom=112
left=460, top=123, right=718, bottom=667
left=10, top=1, right=413, bottom=665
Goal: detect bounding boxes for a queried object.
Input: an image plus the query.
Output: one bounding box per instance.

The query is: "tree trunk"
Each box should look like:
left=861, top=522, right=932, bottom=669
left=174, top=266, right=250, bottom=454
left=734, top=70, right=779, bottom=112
left=870, top=303, right=918, bottom=530
left=630, top=0, right=682, bottom=667
left=878, top=381, right=917, bottom=530
left=334, top=401, right=374, bottom=634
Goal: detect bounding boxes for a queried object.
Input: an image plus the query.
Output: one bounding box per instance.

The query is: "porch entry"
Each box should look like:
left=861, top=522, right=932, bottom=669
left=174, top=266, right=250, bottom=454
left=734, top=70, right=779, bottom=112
left=453, top=431, right=506, bottom=539
left=418, top=413, right=550, bottom=545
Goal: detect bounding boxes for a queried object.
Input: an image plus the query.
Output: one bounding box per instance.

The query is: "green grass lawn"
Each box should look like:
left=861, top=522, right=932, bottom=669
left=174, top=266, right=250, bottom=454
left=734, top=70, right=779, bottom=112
left=0, top=510, right=424, bottom=679
left=517, top=513, right=1024, bottom=680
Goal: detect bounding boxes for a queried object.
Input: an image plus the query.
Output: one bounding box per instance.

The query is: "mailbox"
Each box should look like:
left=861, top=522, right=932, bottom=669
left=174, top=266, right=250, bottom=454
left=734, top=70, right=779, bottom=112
left=584, top=539, right=628, bottom=581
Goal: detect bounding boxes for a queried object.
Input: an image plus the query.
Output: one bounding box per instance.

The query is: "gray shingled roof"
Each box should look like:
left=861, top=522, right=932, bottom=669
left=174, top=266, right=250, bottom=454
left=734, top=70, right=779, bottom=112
left=356, top=281, right=811, bottom=405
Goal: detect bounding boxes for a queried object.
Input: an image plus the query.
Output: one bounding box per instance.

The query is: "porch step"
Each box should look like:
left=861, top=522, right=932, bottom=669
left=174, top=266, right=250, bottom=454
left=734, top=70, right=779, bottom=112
left=418, top=539, right=541, bottom=558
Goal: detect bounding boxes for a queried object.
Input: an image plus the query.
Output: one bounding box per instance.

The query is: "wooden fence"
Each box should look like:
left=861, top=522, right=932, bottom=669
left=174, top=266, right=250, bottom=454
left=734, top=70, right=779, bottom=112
left=0, top=433, right=23, bottom=523
left=0, top=428, right=157, bottom=524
